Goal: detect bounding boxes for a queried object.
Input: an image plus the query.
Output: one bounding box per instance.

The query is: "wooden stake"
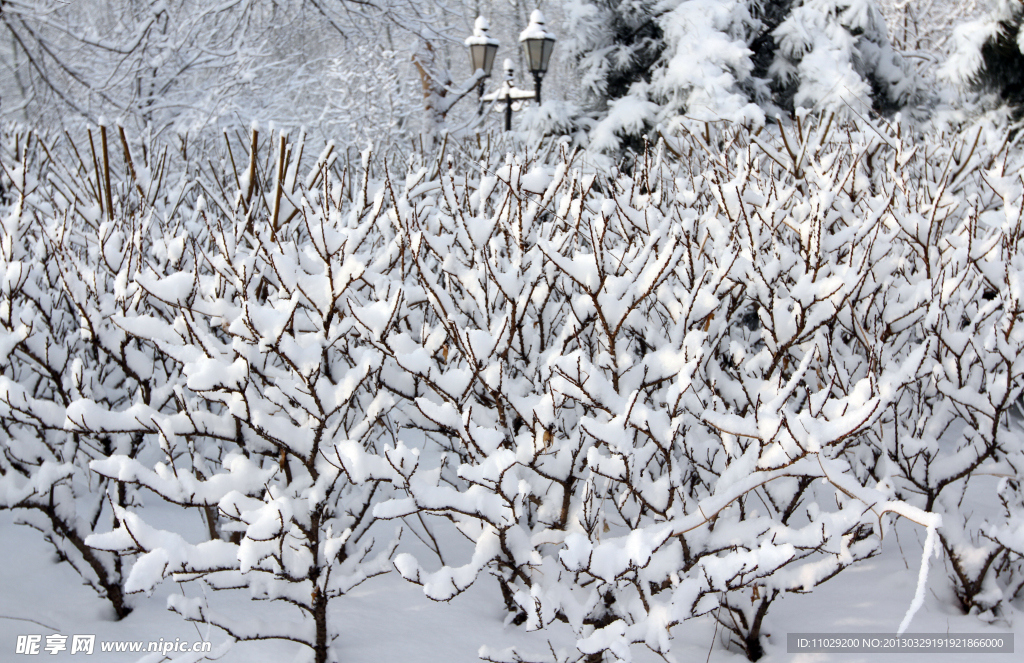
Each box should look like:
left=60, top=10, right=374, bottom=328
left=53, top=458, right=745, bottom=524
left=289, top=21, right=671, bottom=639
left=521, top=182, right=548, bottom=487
left=99, top=125, right=113, bottom=221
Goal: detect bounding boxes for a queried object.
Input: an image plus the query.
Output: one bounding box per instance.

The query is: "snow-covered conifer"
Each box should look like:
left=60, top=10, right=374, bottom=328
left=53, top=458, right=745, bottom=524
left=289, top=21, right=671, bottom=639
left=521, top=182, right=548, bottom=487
left=573, top=0, right=917, bottom=154
left=944, top=0, right=1024, bottom=119
left=581, top=0, right=767, bottom=153
left=771, top=0, right=920, bottom=115
left=563, top=0, right=666, bottom=151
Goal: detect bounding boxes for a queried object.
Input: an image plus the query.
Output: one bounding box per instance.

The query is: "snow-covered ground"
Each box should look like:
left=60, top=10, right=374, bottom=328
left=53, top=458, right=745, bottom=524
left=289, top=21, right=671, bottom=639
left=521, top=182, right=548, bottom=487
left=2, top=506, right=1018, bottom=663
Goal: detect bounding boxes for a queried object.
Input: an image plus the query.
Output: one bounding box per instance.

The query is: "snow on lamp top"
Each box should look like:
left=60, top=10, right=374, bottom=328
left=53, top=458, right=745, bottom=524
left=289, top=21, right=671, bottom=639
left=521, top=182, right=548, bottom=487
left=519, top=10, right=556, bottom=42
left=465, top=16, right=499, bottom=46
left=519, top=10, right=556, bottom=76
left=466, top=16, right=500, bottom=79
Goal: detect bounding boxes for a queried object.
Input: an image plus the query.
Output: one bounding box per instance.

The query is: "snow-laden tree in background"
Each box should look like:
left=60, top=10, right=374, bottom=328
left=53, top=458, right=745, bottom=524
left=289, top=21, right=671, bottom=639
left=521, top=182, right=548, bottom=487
left=0, top=0, right=942, bottom=149
left=943, top=0, right=1024, bottom=121
left=880, top=0, right=983, bottom=56
left=0, top=1, right=279, bottom=132
left=563, top=0, right=666, bottom=151
left=0, top=0, right=481, bottom=140
left=770, top=0, right=920, bottom=115
left=577, top=0, right=767, bottom=153
left=642, top=0, right=767, bottom=131
left=569, top=0, right=919, bottom=154
left=328, top=44, right=420, bottom=150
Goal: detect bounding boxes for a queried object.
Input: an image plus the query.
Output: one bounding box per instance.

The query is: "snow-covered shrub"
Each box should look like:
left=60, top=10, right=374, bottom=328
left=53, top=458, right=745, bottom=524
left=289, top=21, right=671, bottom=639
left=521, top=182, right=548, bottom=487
left=4, top=114, right=1024, bottom=663
left=0, top=125, right=187, bottom=619
left=367, top=120, right=1002, bottom=662
left=987, top=476, right=1024, bottom=608
left=873, top=120, right=1024, bottom=617
left=78, top=136, right=409, bottom=663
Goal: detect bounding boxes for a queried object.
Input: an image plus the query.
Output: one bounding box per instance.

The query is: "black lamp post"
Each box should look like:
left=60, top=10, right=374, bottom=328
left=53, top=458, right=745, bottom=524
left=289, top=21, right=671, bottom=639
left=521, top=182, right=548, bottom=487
left=465, top=16, right=499, bottom=103
left=518, top=10, right=556, bottom=105
left=482, top=60, right=537, bottom=131
left=468, top=13, right=556, bottom=130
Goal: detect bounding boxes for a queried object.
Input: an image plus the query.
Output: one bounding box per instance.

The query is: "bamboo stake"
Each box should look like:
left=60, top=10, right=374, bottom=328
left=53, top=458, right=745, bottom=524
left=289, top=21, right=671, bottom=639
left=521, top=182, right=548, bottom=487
left=99, top=125, right=113, bottom=221
left=224, top=130, right=241, bottom=192
left=87, top=129, right=104, bottom=217
left=244, top=127, right=258, bottom=211
left=270, top=132, right=286, bottom=241
left=118, top=125, right=146, bottom=200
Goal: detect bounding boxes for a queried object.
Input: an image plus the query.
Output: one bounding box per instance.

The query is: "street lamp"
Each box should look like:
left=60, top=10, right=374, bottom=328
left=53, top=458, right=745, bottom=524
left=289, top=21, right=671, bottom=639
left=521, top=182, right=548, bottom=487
left=466, top=14, right=556, bottom=130
left=482, top=60, right=538, bottom=131
left=518, top=10, right=557, bottom=105
left=421, top=16, right=543, bottom=134
left=465, top=16, right=499, bottom=100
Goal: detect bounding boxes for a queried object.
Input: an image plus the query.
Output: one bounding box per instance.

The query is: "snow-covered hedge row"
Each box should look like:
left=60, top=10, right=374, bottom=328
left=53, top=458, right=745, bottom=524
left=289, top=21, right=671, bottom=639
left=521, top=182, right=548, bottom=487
left=2, top=119, right=1024, bottom=663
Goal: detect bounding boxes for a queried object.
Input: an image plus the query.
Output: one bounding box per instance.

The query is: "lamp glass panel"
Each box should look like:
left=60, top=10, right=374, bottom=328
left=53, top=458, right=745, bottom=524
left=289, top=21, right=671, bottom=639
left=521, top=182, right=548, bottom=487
left=540, top=39, right=554, bottom=72
left=523, top=39, right=542, bottom=72
left=471, top=42, right=499, bottom=76
left=523, top=37, right=554, bottom=73
left=482, top=43, right=498, bottom=77
left=469, top=43, right=485, bottom=73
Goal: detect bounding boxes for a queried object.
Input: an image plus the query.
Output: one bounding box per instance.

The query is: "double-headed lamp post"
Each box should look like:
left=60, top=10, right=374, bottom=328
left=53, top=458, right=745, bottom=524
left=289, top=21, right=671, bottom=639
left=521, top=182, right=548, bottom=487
left=465, top=12, right=556, bottom=129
